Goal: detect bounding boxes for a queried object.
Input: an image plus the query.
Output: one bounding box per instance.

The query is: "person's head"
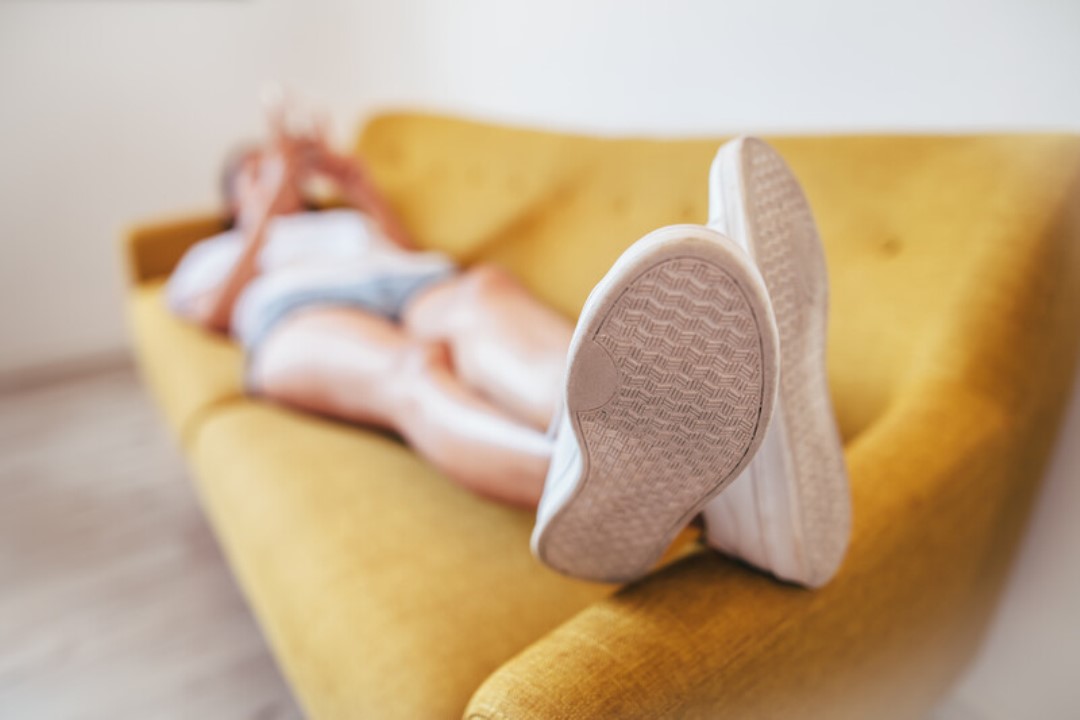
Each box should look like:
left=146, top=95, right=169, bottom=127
left=220, top=145, right=305, bottom=228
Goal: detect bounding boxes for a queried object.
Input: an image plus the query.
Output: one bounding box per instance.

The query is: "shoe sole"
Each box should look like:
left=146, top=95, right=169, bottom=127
left=534, top=225, right=779, bottom=583
left=709, top=138, right=851, bottom=587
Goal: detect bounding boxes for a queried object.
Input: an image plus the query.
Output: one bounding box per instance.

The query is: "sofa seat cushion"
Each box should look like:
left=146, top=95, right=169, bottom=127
left=189, top=401, right=611, bottom=719
left=127, top=281, right=244, bottom=443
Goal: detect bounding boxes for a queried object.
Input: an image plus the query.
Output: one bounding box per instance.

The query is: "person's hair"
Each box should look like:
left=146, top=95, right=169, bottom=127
left=220, top=144, right=260, bottom=229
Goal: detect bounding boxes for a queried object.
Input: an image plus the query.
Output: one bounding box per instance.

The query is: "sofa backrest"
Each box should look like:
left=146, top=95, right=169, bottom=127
left=356, top=113, right=1080, bottom=442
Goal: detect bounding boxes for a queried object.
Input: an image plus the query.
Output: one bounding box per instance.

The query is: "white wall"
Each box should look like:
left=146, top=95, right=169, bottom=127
left=0, top=1, right=314, bottom=375
left=339, top=0, right=1080, bottom=134
left=2, top=0, right=1079, bottom=378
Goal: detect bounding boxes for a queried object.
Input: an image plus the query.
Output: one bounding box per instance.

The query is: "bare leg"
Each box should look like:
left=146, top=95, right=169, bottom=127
left=403, top=264, right=573, bottom=430
left=249, top=307, right=549, bottom=508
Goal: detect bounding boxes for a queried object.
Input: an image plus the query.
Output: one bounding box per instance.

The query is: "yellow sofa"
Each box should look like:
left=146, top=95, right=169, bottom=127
left=122, top=113, right=1080, bottom=719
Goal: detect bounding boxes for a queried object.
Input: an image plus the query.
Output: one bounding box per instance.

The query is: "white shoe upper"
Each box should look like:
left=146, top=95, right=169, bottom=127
left=701, top=137, right=851, bottom=588
left=532, top=409, right=581, bottom=540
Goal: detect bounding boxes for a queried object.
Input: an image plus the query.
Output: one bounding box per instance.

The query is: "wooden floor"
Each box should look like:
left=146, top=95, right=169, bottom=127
left=0, top=366, right=303, bottom=720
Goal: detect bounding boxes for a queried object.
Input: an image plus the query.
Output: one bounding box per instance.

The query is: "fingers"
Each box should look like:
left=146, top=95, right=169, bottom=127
left=262, top=84, right=291, bottom=149
left=262, top=84, right=314, bottom=162
left=255, top=89, right=342, bottom=202
left=260, top=152, right=289, bottom=188
left=312, top=111, right=331, bottom=148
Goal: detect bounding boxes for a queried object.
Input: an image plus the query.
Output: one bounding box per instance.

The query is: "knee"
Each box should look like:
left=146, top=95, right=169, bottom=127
left=403, top=264, right=516, bottom=341
left=394, top=340, right=455, bottom=421
left=400, top=340, right=453, bottom=379
left=462, top=263, right=517, bottom=300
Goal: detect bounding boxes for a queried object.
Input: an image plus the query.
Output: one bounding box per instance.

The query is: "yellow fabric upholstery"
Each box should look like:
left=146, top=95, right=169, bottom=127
left=191, top=402, right=610, bottom=719
left=121, top=113, right=1080, bottom=719
left=122, top=212, right=226, bottom=285
left=126, top=280, right=243, bottom=444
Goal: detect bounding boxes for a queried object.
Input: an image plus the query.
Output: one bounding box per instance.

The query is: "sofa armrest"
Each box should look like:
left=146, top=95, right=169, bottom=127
left=465, top=382, right=1023, bottom=719
left=467, top=162, right=1080, bottom=720
left=121, top=212, right=225, bottom=285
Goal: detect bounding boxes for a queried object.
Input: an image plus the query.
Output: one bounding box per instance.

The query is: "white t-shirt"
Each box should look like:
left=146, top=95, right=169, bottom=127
left=167, top=209, right=454, bottom=340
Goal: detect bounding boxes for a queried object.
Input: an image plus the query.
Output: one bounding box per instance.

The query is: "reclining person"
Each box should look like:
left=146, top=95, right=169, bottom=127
left=170, top=122, right=572, bottom=510
left=167, top=112, right=851, bottom=587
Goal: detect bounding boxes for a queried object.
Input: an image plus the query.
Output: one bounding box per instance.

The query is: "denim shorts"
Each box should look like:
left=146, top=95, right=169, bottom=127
left=240, top=266, right=456, bottom=351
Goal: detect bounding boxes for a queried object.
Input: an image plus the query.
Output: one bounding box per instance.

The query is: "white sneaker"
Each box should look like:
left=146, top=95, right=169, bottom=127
left=702, top=137, right=851, bottom=588
left=532, top=224, right=780, bottom=583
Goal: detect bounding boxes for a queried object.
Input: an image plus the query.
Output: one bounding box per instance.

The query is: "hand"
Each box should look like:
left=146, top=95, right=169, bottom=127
left=284, top=113, right=355, bottom=184
left=236, top=148, right=298, bottom=229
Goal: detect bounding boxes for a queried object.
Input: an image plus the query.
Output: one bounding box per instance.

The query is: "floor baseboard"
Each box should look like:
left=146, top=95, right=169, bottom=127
left=0, top=350, right=134, bottom=396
